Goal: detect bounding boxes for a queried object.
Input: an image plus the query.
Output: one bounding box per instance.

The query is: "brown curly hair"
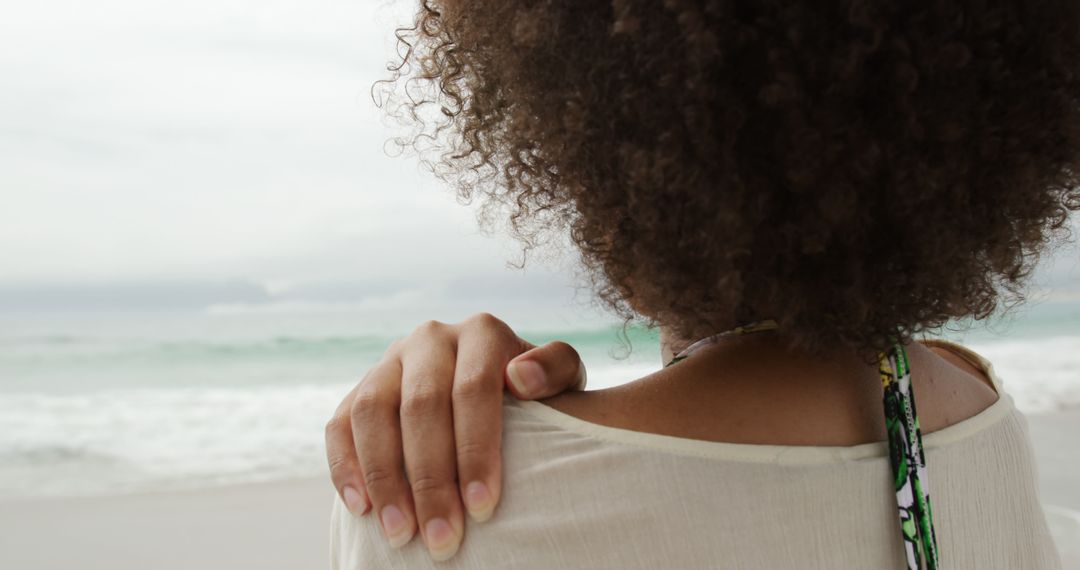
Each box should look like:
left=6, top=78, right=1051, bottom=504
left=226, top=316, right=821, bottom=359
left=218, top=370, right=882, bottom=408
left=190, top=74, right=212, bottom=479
left=376, top=0, right=1080, bottom=359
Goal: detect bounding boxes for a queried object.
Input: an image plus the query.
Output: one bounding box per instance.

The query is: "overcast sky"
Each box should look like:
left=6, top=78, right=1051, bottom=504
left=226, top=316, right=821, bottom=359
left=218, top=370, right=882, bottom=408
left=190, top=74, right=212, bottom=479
left=0, top=0, right=594, bottom=316
left=0, top=0, right=1077, bottom=319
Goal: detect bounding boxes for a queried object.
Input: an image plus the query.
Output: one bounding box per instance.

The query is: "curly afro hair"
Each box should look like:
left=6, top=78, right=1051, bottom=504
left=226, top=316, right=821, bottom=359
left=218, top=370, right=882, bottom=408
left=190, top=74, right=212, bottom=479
left=376, top=0, right=1080, bottom=359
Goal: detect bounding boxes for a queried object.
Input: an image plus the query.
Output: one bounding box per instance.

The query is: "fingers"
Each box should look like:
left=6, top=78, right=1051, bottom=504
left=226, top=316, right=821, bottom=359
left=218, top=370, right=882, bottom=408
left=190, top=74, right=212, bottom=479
left=326, top=383, right=370, bottom=516
left=399, top=322, right=465, bottom=561
left=332, top=313, right=586, bottom=564
left=352, top=359, right=418, bottom=549
left=505, top=340, right=588, bottom=399
left=451, top=319, right=516, bottom=524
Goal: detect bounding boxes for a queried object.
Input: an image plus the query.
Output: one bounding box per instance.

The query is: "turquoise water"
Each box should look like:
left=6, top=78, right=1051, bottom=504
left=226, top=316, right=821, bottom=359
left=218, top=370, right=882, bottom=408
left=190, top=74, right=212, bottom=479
left=0, top=299, right=1077, bottom=498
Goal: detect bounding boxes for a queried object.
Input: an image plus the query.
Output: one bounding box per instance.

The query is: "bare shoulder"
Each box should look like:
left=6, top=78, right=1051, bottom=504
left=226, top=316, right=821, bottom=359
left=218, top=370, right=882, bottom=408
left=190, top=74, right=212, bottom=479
left=916, top=338, right=998, bottom=392
left=538, top=374, right=658, bottom=431
left=907, top=339, right=1000, bottom=432
left=540, top=338, right=1001, bottom=446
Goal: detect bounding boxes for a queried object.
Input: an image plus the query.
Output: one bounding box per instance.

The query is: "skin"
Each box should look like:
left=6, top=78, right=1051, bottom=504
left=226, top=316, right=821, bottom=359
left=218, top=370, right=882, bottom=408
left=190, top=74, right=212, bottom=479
left=545, top=330, right=1000, bottom=448
left=324, top=313, right=586, bottom=561
left=326, top=313, right=999, bottom=561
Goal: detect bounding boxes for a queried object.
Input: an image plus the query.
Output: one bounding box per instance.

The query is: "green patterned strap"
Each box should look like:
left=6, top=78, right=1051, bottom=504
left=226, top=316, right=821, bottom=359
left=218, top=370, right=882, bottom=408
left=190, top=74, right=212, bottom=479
left=879, top=342, right=939, bottom=570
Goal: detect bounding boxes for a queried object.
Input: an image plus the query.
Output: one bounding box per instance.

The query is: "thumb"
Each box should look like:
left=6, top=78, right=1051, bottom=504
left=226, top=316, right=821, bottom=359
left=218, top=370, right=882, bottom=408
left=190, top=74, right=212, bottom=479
left=504, top=341, right=587, bottom=399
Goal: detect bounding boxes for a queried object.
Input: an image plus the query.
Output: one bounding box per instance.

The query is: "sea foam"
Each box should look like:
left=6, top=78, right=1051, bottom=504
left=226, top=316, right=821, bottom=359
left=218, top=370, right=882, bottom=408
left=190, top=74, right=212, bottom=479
left=0, top=318, right=1076, bottom=499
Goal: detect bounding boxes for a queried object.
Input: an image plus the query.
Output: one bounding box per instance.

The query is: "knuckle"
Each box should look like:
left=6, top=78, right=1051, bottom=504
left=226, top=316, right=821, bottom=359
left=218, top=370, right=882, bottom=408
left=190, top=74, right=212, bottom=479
left=451, top=373, right=491, bottom=402
left=465, top=311, right=502, bottom=329
left=412, top=319, right=446, bottom=338
left=409, top=474, right=454, bottom=497
left=373, top=345, right=404, bottom=372
left=382, top=338, right=405, bottom=359
left=324, top=414, right=350, bottom=438
left=327, top=453, right=354, bottom=478
left=400, top=385, right=448, bottom=419
left=456, top=439, right=497, bottom=464
left=363, top=467, right=400, bottom=492
left=351, top=385, right=390, bottom=420
left=467, top=312, right=513, bottom=338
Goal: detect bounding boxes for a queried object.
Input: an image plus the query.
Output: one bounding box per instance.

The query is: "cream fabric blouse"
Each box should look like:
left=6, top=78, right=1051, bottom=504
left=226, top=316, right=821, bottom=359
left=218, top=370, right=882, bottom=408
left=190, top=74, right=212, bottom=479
left=330, top=340, right=1062, bottom=569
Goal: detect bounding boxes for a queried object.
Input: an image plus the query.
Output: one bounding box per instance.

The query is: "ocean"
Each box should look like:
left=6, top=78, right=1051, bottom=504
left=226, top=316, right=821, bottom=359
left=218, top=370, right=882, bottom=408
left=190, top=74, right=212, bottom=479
left=1, top=299, right=1078, bottom=500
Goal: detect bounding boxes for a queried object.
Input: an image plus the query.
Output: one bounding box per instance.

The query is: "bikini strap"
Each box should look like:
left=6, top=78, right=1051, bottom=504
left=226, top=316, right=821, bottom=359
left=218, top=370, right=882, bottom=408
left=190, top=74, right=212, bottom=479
left=879, top=341, right=939, bottom=570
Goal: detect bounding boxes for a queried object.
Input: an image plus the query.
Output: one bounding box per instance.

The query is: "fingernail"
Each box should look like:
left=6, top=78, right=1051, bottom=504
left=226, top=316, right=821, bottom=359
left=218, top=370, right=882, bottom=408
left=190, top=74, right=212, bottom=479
left=424, top=517, right=460, bottom=561
left=381, top=505, right=413, bottom=548
left=508, top=360, right=545, bottom=396
left=464, top=480, right=495, bottom=522
left=343, top=486, right=367, bottom=516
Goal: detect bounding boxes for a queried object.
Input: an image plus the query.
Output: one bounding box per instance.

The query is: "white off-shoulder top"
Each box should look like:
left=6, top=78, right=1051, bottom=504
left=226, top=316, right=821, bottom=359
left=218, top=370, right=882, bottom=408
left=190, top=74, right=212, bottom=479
left=330, top=340, right=1062, bottom=569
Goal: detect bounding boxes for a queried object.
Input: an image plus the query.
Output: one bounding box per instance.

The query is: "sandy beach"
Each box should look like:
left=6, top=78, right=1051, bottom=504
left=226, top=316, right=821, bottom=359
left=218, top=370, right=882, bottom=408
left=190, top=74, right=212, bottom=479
left=0, top=478, right=337, bottom=570
left=0, top=411, right=1077, bottom=570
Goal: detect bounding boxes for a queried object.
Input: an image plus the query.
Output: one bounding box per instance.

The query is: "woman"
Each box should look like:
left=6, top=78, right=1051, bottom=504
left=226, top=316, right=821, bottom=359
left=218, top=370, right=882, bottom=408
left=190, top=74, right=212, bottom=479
left=328, top=1, right=1078, bottom=567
